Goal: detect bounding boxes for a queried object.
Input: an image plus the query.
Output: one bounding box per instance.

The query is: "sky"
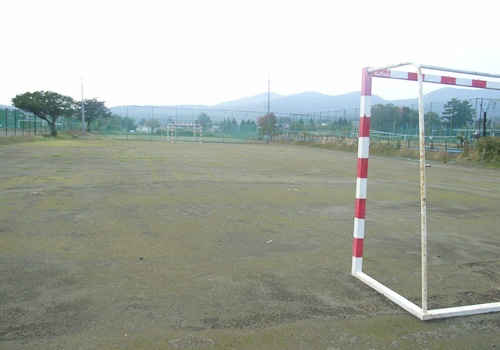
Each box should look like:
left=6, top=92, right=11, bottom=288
left=2, top=0, right=500, bottom=107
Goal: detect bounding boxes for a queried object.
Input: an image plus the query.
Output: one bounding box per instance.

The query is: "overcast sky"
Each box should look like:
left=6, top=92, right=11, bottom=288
left=2, top=0, right=500, bottom=107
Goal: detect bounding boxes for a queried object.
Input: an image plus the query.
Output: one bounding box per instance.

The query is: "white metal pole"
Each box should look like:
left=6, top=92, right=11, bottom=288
left=416, top=64, right=428, bottom=314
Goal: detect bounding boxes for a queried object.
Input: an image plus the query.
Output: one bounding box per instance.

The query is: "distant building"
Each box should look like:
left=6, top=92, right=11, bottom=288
left=136, top=126, right=152, bottom=133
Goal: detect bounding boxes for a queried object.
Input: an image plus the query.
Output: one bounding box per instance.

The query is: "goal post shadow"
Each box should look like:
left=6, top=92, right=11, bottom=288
left=351, top=62, right=500, bottom=321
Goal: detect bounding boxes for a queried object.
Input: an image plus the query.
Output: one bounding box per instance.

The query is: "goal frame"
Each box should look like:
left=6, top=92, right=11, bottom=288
left=169, top=123, right=203, bottom=143
left=352, top=62, right=500, bottom=321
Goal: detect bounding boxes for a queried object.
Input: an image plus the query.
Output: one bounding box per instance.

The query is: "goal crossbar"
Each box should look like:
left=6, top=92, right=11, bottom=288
left=169, top=123, right=203, bottom=143
left=352, top=62, right=500, bottom=321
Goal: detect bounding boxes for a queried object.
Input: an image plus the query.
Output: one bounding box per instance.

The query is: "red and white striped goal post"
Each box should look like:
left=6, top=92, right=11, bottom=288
left=352, top=62, right=500, bottom=321
left=169, top=123, right=203, bottom=143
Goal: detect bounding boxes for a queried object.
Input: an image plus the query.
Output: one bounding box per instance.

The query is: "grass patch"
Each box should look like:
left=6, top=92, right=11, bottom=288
left=116, top=156, right=165, bottom=162
left=284, top=138, right=472, bottom=164
left=1, top=140, right=499, bottom=349
left=461, top=136, right=500, bottom=167
left=0, top=135, right=43, bottom=145
left=56, top=130, right=103, bottom=140
left=287, top=138, right=358, bottom=152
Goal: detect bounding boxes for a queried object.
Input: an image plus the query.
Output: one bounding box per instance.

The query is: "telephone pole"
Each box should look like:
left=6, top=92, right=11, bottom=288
left=267, top=77, right=271, bottom=143
left=81, top=77, right=85, bottom=132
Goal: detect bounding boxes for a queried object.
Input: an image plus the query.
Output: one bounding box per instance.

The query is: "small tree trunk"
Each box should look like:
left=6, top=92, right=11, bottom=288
left=50, top=120, right=57, bottom=137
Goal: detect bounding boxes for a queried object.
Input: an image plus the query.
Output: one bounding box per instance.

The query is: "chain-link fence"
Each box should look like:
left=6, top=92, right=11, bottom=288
left=0, top=108, right=53, bottom=136
left=2, top=98, right=498, bottom=148
left=273, top=99, right=499, bottom=153
left=101, top=106, right=264, bottom=143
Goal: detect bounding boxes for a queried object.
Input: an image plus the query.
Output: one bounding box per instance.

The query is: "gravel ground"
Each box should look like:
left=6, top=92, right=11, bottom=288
left=0, top=139, right=499, bottom=349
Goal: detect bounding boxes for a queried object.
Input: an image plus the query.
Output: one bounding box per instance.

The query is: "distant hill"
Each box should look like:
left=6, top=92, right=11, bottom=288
left=6, top=88, right=500, bottom=123
left=210, top=91, right=386, bottom=114
left=110, top=91, right=389, bottom=121
left=214, top=92, right=284, bottom=110
left=389, top=87, right=500, bottom=108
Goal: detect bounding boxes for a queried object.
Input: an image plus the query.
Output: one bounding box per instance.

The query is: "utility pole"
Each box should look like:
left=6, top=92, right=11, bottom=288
left=81, top=77, right=85, bottom=132
left=267, top=77, right=271, bottom=143
left=479, top=98, right=486, bottom=137
left=483, top=110, right=487, bottom=137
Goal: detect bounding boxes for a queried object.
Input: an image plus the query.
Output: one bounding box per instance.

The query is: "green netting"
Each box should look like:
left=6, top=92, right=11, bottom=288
left=2, top=98, right=498, bottom=145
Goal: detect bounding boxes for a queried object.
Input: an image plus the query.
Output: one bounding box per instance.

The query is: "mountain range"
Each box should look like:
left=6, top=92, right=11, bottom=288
left=4, top=87, right=500, bottom=122
left=210, top=88, right=500, bottom=114
left=109, top=87, right=500, bottom=122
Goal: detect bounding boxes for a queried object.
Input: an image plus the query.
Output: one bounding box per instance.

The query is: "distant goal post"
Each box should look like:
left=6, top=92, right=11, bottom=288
left=352, top=62, right=500, bottom=321
left=169, top=123, right=202, bottom=143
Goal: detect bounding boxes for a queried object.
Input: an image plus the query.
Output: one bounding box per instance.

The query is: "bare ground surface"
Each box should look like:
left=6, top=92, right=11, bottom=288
left=0, top=140, right=499, bottom=349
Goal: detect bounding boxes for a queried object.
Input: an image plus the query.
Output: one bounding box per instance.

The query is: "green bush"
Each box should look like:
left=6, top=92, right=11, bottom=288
left=465, top=137, right=500, bottom=165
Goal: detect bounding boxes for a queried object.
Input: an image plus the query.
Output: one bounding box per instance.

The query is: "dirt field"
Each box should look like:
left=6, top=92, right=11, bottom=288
left=0, top=139, right=499, bottom=350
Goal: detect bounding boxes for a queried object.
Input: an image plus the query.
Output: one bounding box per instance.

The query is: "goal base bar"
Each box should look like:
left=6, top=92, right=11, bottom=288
left=353, top=271, right=500, bottom=321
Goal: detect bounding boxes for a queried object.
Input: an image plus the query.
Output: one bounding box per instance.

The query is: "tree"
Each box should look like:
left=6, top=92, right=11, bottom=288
left=370, top=103, right=420, bottom=133
left=76, top=98, right=112, bottom=132
left=122, top=116, right=137, bottom=131
left=424, top=111, right=440, bottom=133
left=257, top=112, right=277, bottom=135
left=440, top=98, right=475, bottom=129
left=220, top=118, right=232, bottom=133
left=195, top=112, right=212, bottom=130
left=145, top=118, right=160, bottom=132
left=104, top=114, right=123, bottom=131
left=11, top=91, right=75, bottom=137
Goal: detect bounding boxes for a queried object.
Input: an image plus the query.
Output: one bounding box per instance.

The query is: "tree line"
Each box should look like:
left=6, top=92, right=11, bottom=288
left=369, top=98, right=479, bottom=135
left=257, top=99, right=482, bottom=137
left=11, top=90, right=483, bottom=139
left=134, top=113, right=258, bottom=135
left=11, top=91, right=135, bottom=137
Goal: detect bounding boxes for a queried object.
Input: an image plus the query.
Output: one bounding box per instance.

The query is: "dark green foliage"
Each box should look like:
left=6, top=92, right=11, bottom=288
left=11, top=91, right=75, bottom=137
left=440, top=98, right=475, bottom=128
left=370, top=103, right=421, bottom=135
left=76, top=98, right=112, bottom=132
left=104, top=115, right=137, bottom=132
left=195, top=113, right=212, bottom=130
left=469, top=136, right=500, bottom=165
left=424, top=111, right=440, bottom=131
left=121, top=116, right=137, bottom=131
